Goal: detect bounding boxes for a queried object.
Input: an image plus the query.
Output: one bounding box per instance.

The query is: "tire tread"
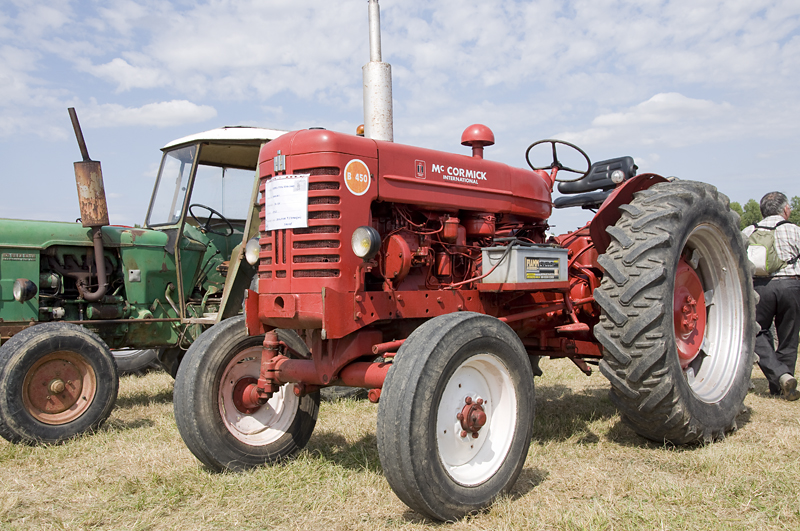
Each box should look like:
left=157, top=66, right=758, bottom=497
left=594, top=180, right=756, bottom=444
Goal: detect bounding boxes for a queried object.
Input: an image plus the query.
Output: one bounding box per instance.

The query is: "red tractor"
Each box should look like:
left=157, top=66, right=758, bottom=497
left=173, top=1, right=756, bottom=521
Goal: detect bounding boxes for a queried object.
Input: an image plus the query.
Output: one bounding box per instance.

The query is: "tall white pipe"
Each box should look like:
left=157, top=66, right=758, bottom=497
left=369, top=0, right=382, bottom=62
left=363, top=0, right=393, bottom=142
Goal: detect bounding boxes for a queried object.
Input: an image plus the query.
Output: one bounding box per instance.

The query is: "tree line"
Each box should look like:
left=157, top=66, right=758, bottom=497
left=730, top=196, right=800, bottom=230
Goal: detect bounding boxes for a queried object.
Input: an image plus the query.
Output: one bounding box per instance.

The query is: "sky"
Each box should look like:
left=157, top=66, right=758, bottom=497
left=1, top=0, right=799, bottom=232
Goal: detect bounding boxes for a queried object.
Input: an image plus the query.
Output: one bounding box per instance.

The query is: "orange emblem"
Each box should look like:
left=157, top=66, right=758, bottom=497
left=344, top=159, right=371, bottom=196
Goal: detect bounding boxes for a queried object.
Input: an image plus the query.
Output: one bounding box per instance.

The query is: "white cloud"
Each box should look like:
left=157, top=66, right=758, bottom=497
left=82, top=100, right=217, bottom=128
left=89, top=58, right=163, bottom=91
left=0, top=0, right=798, bottom=217
left=83, top=0, right=367, bottom=102
left=95, top=0, right=152, bottom=36
left=14, top=1, right=72, bottom=40
left=593, top=93, right=730, bottom=127
left=4, top=0, right=800, bottom=140
left=557, top=93, right=736, bottom=148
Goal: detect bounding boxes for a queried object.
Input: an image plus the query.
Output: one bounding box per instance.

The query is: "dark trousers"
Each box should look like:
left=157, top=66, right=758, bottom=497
left=753, top=277, right=800, bottom=394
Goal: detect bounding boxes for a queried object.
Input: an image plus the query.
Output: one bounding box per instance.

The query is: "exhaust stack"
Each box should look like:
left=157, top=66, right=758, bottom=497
left=68, top=107, right=109, bottom=302
left=362, top=0, right=393, bottom=142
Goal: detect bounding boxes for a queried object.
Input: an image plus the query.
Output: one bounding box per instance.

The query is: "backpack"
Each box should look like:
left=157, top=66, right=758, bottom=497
left=746, top=221, right=792, bottom=276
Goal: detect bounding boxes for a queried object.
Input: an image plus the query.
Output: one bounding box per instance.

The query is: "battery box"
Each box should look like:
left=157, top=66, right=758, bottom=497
left=480, top=245, right=569, bottom=283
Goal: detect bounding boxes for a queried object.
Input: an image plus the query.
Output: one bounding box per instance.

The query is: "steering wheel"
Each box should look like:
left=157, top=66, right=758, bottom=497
left=188, top=204, right=234, bottom=236
left=525, top=139, right=592, bottom=182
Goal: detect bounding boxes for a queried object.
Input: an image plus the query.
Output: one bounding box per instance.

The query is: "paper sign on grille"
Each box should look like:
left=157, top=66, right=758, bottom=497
left=265, top=174, right=310, bottom=231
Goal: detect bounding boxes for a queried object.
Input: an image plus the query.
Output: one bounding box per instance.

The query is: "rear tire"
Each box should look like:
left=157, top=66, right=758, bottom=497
left=594, top=181, right=756, bottom=443
left=0, top=323, right=118, bottom=444
left=377, top=312, right=534, bottom=521
left=113, top=349, right=159, bottom=375
left=174, top=316, right=319, bottom=471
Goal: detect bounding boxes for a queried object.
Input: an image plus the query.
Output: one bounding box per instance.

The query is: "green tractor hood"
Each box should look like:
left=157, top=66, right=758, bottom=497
left=0, top=219, right=167, bottom=250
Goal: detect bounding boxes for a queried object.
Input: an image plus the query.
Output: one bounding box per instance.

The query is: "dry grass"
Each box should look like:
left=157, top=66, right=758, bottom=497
left=1, top=359, right=798, bottom=530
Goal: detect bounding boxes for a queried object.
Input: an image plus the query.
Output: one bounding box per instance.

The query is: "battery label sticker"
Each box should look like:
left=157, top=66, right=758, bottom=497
left=525, top=257, right=560, bottom=280
left=264, top=174, right=310, bottom=231
left=344, top=159, right=371, bottom=196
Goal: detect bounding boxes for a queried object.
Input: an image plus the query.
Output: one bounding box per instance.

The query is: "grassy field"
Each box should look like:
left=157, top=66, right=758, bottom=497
left=0, top=358, right=798, bottom=530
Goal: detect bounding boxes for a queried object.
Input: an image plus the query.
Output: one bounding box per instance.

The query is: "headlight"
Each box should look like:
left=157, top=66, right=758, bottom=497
left=244, top=237, right=260, bottom=266
left=13, top=278, right=38, bottom=302
left=351, top=226, right=381, bottom=260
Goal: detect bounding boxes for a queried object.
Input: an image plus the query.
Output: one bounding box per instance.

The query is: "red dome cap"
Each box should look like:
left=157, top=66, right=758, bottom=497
left=461, top=124, right=495, bottom=147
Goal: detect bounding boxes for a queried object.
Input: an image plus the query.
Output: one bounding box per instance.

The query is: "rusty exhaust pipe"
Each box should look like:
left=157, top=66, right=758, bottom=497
left=68, top=107, right=109, bottom=302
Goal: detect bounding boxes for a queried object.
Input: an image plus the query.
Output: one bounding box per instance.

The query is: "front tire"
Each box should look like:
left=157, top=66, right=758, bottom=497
left=377, top=313, right=535, bottom=521
left=173, top=316, right=319, bottom=471
left=0, top=323, right=118, bottom=444
left=594, top=181, right=756, bottom=443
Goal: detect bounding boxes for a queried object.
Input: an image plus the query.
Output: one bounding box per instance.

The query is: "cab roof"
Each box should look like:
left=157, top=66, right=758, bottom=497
left=161, top=126, right=287, bottom=170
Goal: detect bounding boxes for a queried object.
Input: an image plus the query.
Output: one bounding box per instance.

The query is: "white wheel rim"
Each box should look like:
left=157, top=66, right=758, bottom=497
left=680, top=223, right=745, bottom=403
left=218, top=346, right=300, bottom=446
left=435, top=353, right=517, bottom=486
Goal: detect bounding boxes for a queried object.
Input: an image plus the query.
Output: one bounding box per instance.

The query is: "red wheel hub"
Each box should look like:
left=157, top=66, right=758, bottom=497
left=673, top=258, right=706, bottom=368
left=231, top=377, right=263, bottom=414
left=457, top=396, right=487, bottom=438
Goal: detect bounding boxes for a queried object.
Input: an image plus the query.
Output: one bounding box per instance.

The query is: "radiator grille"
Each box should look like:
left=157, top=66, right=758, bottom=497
left=294, top=269, right=340, bottom=278
left=300, top=167, right=339, bottom=176
left=294, top=225, right=341, bottom=235
left=293, top=255, right=340, bottom=264
left=294, top=240, right=339, bottom=249
left=309, top=196, right=340, bottom=205
left=310, top=182, right=340, bottom=191
left=259, top=165, right=343, bottom=283
left=309, top=211, right=340, bottom=220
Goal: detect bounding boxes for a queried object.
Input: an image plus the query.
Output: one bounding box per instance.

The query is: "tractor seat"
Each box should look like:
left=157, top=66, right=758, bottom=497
left=553, top=190, right=612, bottom=209
left=553, top=156, right=637, bottom=210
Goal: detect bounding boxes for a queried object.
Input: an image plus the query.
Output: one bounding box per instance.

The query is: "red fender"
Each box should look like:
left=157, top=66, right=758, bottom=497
left=588, top=174, right=668, bottom=255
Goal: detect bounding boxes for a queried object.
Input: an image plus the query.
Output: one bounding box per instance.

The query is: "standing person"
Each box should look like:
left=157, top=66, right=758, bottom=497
left=743, top=192, right=800, bottom=400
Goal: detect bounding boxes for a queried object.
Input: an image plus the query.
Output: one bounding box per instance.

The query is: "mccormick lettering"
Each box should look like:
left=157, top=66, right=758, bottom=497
left=430, top=163, right=488, bottom=186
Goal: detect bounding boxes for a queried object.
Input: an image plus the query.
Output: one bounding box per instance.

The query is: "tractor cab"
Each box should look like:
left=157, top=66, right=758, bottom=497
left=143, top=126, right=285, bottom=323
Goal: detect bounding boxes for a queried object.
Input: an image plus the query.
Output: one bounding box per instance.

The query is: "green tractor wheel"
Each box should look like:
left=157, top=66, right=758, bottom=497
left=0, top=322, right=119, bottom=444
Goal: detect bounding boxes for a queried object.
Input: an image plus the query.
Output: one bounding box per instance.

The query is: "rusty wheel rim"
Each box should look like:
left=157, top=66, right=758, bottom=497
left=22, top=351, right=97, bottom=425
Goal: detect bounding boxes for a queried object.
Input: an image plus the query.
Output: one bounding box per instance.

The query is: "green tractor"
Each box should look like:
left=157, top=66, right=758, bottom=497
left=0, top=109, right=285, bottom=444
